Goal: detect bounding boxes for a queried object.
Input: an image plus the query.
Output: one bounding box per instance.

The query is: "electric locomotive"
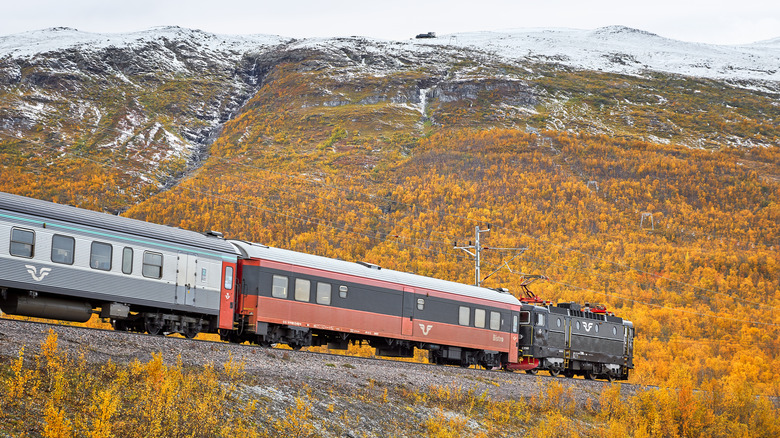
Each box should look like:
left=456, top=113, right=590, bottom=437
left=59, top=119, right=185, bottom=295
left=518, top=301, right=634, bottom=381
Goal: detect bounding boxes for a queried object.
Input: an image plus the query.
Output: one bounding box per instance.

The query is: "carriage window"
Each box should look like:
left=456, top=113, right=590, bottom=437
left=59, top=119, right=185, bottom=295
left=142, top=251, right=163, bottom=279
left=474, top=309, right=486, bottom=328
left=458, top=306, right=470, bottom=326
left=224, top=266, right=234, bottom=290
left=272, top=275, right=288, bottom=298
left=417, top=298, right=425, bottom=311
left=613, top=326, right=618, bottom=336
left=535, top=313, right=545, bottom=326
left=316, top=282, right=331, bottom=305
left=122, top=247, right=133, bottom=274
left=512, top=315, right=518, bottom=333
left=10, top=228, right=35, bottom=258
left=557, top=318, right=562, bottom=328
left=295, top=278, right=311, bottom=302
left=51, top=235, right=75, bottom=265
left=490, top=312, right=501, bottom=331
left=339, top=285, right=348, bottom=298
left=90, top=242, right=112, bottom=271
left=519, top=311, right=530, bottom=325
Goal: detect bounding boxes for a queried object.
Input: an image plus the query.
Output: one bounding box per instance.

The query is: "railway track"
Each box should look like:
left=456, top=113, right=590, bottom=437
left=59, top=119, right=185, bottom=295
left=0, top=317, right=648, bottom=398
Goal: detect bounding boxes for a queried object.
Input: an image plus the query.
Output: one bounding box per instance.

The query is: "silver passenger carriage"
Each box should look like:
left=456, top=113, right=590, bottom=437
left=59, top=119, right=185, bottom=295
left=0, top=192, right=238, bottom=337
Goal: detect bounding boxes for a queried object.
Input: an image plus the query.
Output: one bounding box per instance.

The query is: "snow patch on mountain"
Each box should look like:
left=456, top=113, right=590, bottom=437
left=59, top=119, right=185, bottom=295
left=0, top=26, right=289, bottom=59
left=416, top=26, right=780, bottom=85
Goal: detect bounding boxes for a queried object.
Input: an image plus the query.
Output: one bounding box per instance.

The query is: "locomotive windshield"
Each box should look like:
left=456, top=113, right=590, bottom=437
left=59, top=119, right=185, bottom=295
left=519, top=311, right=531, bottom=324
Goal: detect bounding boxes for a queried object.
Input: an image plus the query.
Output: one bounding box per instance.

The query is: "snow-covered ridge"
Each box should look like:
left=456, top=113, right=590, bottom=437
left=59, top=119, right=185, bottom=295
left=418, top=26, right=780, bottom=84
left=0, top=26, right=289, bottom=58
left=1, top=25, right=778, bottom=85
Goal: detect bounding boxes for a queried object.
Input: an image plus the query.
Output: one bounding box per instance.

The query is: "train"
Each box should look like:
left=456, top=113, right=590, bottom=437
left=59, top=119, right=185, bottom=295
left=0, top=191, right=634, bottom=381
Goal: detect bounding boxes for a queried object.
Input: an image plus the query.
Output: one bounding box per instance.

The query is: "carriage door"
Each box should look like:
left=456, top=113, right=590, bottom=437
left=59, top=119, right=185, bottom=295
left=176, top=253, right=199, bottom=306
left=624, top=326, right=633, bottom=356
left=402, top=287, right=414, bottom=336
left=563, top=317, right=572, bottom=369
left=509, top=311, right=520, bottom=360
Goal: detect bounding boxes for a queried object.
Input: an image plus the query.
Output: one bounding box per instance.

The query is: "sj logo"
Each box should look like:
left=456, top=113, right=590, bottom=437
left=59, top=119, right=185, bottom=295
left=583, top=322, right=594, bottom=332
left=25, top=265, right=52, bottom=282
left=419, top=324, right=433, bottom=336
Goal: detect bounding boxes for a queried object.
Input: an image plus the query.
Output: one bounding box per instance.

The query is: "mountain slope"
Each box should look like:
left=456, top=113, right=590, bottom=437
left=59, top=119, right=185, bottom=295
left=0, top=26, right=288, bottom=209
left=0, top=26, right=779, bottom=403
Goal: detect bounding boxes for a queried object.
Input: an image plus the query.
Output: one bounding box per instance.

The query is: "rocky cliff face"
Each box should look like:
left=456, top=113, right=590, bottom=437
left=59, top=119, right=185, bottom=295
left=0, top=28, right=287, bottom=189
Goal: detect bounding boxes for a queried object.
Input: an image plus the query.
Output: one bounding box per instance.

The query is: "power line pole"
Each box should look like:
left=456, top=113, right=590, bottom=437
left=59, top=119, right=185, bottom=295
left=455, top=225, right=527, bottom=287
left=455, top=225, right=490, bottom=286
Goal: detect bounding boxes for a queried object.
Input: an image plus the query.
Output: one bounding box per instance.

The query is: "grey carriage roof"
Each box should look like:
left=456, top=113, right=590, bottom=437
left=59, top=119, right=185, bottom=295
left=0, top=192, right=238, bottom=256
left=230, top=240, right=522, bottom=306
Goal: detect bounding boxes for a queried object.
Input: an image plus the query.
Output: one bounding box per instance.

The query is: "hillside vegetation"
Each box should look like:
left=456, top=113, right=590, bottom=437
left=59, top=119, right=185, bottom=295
left=1, top=30, right=780, bottom=435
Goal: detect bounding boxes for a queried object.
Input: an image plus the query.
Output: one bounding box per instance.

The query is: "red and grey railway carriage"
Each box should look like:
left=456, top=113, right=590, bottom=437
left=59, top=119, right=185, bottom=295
left=226, top=240, right=523, bottom=369
left=518, top=302, right=634, bottom=381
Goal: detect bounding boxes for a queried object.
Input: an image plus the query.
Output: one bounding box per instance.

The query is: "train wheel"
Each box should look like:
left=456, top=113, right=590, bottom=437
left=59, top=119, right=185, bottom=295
left=112, top=319, right=128, bottom=331
left=479, top=361, right=495, bottom=370
left=604, top=372, right=615, bottom=382
left=145, top=318, right=163, bottom=336
left=218, top=329, right=235, bottom=343
left=584, top=370, right=595, bottom=380
left=525, top=369, right=538, bottom=375
left=549, top=368, right=560, bottom=377
left=183, top=326, right=199, bottom=339
left=564, top=371, right=574, bottom=378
